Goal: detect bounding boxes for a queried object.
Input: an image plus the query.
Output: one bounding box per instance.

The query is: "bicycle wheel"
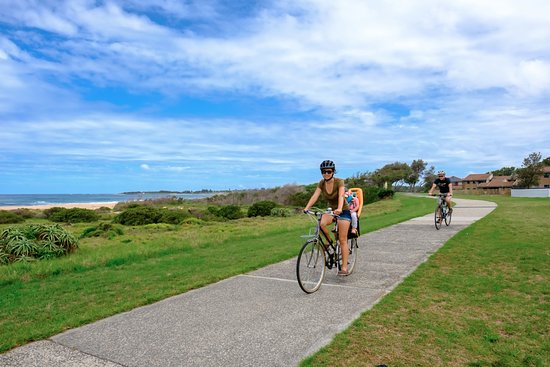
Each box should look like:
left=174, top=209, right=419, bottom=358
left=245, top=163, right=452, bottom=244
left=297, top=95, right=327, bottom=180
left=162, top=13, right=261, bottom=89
left=347, top=237, right=358, bottom=274
left=434, top=205, right=442, bottom=230
left=445, top=206, right=452, bottom=226
left=296, top=239, right=326, bottom=293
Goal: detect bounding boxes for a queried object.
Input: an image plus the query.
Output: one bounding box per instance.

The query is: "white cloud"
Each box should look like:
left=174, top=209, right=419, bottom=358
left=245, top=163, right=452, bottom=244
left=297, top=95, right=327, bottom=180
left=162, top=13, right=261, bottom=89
left=1, top=0, right=549, bottom=192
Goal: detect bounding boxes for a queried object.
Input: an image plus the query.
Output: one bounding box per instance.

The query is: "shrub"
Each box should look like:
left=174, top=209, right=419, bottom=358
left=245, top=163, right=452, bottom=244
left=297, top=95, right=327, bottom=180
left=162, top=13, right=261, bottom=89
left=0, top=224, right=78, bottom=265
left=182, top=217, right=204, bottom=225
left=270, top=208, right=293, bottom=217
left=248, top=201, right=278, bottom=217
left=113, top=206, right=162, bottom=226
left=217, top=205, right=244, bottom=220
left=159, top=209, right=190, bottom=224
left=0, top=210, right=25, bottom=224
left=207, top=206, right=220, bottom=215
left=378, top=189, right=395, bottom=199
left=46, top=208, right=100, bottom=223
left=80, top=223, right=124, bottom=239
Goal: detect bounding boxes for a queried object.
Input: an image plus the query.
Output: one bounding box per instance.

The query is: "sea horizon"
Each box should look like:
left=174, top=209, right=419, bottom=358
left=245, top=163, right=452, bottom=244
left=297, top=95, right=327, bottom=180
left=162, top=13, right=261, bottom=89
left=0, top=192, right=217, bottom=207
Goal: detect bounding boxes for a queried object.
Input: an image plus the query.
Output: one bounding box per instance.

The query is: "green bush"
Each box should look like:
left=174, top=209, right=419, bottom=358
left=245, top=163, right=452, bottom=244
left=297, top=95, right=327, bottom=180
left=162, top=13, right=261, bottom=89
left=217, top=205, right=244, bottom=220
left=247, top=201, right=278, bottom=217
left=45, top=207, right=100, bottom=223
left=270, top=208, right=293, bottom=217
left=0, top=211, right=25, bottom=224
left=80, top=223, right=124, bottom=239
left=0, top=224, right=78, bottom=265
left=113, top=206, right=162, bottom=226
left=159, top=209, right=190, bottom=224
left=378, top=189, right=395, bottom=199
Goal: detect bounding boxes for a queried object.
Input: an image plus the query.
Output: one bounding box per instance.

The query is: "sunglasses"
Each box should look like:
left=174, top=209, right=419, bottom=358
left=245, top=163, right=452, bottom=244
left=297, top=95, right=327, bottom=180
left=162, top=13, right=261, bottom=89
left=322, top=170, right=334, bottom=174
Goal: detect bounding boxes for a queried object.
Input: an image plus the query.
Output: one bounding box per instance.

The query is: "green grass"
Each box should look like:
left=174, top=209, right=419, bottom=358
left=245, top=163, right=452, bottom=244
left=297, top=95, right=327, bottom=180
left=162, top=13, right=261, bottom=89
left=301, top=196, right=549, bottom=367
left=0, top=194, right=432, bottom=353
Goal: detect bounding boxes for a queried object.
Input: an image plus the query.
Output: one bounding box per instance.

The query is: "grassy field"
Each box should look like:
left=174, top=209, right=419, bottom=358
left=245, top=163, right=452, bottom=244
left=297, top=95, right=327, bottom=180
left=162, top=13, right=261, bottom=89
left=301, top=195, right=549, bottom=367
left=0, top=193, right=433, bottom=353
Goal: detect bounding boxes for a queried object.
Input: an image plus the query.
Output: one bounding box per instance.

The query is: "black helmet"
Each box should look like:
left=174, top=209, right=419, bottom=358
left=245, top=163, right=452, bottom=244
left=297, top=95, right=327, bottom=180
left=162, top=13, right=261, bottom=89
left=320, top=160, right=336, bottom=171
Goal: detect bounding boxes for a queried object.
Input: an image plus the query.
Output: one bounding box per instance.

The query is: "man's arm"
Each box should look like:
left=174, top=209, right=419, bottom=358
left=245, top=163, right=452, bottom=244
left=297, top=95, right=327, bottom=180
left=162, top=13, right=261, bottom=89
left=428, top=183, right=437, bottom=195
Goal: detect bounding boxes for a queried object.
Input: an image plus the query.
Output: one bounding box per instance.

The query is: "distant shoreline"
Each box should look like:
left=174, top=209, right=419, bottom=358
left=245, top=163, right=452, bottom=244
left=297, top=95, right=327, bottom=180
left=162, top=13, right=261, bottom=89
left=0, top=202, right=119, bottom=211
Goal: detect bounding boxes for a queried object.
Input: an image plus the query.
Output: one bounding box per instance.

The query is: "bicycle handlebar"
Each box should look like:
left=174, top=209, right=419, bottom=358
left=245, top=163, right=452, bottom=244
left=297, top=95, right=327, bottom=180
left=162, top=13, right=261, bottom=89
left=303, top=208, right=340, bottom=218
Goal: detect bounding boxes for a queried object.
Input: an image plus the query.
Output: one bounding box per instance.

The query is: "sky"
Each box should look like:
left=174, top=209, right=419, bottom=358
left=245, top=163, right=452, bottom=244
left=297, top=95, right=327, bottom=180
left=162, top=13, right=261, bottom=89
left=1, top=0, right=549, bottom=194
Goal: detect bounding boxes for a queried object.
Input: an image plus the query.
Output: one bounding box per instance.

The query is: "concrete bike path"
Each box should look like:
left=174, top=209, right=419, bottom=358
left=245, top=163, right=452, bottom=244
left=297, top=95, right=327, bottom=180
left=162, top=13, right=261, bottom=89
left=0, top=198, right=496, bottom=367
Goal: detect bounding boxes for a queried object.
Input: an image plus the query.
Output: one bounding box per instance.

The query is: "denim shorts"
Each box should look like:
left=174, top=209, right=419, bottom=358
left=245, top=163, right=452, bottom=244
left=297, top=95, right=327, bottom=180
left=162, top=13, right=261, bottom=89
left=337, top=210, right=352, bottom=222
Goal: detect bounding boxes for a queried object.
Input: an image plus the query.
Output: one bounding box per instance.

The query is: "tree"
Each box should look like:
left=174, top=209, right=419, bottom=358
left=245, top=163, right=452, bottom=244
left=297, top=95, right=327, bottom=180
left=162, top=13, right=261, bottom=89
left=490, top=167, right=516, bottom=176
left=543, top=156, right=550, bottom=166
left=422, top=166, right=436, bottom=192
left=371, top=162, right=411, bottom=189
left=516, top=152, right=544, bottom=188
left=345, top=171, right=373, bottom=188
left=405, top=159, right=427, bottom=192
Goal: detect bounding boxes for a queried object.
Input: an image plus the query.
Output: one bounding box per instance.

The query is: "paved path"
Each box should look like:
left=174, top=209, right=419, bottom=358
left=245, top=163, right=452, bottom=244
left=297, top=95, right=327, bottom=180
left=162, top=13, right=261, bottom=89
left=0, top=198, right=496, bottom=367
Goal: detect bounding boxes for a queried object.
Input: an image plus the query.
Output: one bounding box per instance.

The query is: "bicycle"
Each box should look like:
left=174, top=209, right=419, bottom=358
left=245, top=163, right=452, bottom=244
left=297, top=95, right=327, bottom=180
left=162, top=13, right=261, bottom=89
left=296, top=208, right=359, bottom=293
left=434, top=193, right=452, bottom=230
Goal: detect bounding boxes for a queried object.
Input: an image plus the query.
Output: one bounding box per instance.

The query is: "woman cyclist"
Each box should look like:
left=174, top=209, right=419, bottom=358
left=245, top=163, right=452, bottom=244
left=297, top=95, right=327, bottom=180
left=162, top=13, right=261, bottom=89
left=303, top=160, right=352, bottom=276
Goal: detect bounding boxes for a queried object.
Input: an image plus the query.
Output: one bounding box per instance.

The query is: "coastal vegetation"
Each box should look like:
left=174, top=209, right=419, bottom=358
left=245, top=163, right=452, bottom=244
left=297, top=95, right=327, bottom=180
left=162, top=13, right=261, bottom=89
left=0, top=194, right=547, bottom=365
left=0, top=193, right=432, bottom=353
left=0, top=224, right=78, bottom=264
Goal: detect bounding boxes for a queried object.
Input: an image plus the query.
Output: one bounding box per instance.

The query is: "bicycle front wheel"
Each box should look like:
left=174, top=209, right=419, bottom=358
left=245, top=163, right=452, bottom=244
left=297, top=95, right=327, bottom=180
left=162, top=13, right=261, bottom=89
left=347, top=237, right=358, bottom=274
left=434, top=206, right=442, bottom=230
left=296, top=239, right=326, bottom=293
left=445, top=207, right=452, bottom=226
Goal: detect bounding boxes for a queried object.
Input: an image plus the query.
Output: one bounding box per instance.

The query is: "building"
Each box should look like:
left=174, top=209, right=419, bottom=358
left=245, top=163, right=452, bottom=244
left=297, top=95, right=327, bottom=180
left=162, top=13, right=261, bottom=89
left=460, top=167, right=550, bottom=195
left=477, top=175, right=517, bottom=195
left=461, top=173, right=493, bottom=191
left=541, top=167, right=550, bottom=188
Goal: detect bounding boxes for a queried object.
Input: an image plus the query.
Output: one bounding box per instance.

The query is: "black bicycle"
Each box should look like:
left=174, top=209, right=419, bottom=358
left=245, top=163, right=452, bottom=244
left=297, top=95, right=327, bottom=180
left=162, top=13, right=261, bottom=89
left=434, top=193, right=452, bottom=230
left=296, top=209, right=358, bottom=293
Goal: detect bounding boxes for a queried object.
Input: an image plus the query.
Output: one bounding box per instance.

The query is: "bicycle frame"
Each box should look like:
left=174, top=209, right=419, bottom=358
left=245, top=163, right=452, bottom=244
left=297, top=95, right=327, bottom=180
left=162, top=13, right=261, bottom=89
left=296, top=209, right=359, bottom=293
left=434, top=194, right=451, bottom=230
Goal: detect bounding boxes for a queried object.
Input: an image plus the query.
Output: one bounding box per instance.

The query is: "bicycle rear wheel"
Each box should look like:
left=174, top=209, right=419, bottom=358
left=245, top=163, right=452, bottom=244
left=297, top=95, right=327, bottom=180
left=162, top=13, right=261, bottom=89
left=296, top=239, right=326, bottom=293
left=434, top=205, right=442, bottom=230
left=347, top=237, right=358, bottom=274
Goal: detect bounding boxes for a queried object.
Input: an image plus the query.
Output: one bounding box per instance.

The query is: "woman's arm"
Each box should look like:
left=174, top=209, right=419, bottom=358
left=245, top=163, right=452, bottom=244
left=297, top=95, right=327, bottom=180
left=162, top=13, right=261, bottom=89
left=335, top=184, right=345, bottom=214
left=304, top=187, right=322, bottom=211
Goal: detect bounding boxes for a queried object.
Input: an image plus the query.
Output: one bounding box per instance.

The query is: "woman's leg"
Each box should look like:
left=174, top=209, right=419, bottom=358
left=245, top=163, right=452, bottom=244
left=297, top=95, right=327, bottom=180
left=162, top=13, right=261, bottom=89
left=320, top=214, right=334, bottom=244
left=338, top=219, right=351, bottom=272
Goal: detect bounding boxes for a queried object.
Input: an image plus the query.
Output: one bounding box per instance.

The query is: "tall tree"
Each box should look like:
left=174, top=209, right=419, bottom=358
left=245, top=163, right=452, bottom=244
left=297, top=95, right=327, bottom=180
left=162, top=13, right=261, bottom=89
left=517, top=152, right=544, bottom=188
left=542, top=156, right=550, bottom=166
left=405, top=159, right=427, bottom=192
left=422, top=166, right=436, bottom=191
left=490, top=167, right=516, bottom=176
left=372, top=162, right=411, bottom=189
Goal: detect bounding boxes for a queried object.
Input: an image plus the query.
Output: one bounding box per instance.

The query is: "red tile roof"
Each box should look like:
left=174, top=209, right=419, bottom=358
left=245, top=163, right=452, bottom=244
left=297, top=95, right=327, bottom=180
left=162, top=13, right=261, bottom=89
left=478, top=176, right=516, bottom=188
left=463, top=173, right=492, bottom=181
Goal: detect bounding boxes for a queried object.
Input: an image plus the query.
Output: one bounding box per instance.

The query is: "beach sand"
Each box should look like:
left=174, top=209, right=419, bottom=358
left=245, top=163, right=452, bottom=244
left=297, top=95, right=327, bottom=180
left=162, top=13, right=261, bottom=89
left=0, top=202, right=118, bottom=211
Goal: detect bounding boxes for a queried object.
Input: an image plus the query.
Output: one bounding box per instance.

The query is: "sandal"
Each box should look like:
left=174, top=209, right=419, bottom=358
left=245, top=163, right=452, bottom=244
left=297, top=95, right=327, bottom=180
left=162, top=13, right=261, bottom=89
left=337, top=269, right=349, bottom=276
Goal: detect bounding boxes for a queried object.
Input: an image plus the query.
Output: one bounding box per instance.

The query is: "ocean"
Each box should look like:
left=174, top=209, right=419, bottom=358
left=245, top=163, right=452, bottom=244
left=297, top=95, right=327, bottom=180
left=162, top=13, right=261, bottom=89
left=0, top=193, right=216, bottom=207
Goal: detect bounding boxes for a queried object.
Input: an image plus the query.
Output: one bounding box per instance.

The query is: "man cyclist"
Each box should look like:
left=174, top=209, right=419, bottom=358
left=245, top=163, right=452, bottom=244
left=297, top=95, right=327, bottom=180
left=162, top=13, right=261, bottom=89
left=428, top=170, right=453, bottom=213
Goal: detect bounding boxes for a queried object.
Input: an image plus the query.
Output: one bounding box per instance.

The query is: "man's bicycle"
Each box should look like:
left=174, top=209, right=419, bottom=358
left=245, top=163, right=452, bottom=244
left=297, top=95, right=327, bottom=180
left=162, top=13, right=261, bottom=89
left=296, top=209, right=359, bottom=293
left=434, top=193, right=452, bottom=230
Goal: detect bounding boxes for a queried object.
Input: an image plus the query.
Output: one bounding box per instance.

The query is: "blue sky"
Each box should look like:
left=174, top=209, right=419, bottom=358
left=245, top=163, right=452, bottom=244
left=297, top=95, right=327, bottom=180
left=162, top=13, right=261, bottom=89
left=1, top=0, right=549, bottom=194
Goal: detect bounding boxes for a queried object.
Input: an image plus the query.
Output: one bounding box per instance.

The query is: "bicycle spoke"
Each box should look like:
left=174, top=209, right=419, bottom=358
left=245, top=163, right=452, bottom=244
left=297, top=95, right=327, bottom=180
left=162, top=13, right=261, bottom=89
left=296, top=240, right=326, bottom=293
